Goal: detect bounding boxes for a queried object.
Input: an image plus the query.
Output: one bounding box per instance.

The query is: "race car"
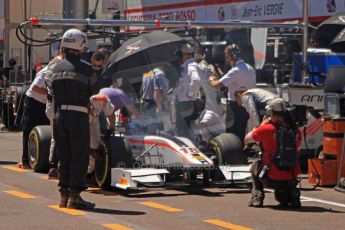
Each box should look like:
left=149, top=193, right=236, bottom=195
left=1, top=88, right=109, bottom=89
left=28, top=119, right=252, bottom=190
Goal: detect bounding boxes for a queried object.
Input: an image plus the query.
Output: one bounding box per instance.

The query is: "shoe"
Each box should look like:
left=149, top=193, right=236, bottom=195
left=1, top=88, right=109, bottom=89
left=48, top=168, right=59, bottom=180
left=248, top=199, right=263, bottom=208
left=18, top=162, right=31, bottom=169
left=67, top=190, right=95, bottom=210
left=59, top=188, right=69, bottom=208
left=290, top=201, right=301, bottom=209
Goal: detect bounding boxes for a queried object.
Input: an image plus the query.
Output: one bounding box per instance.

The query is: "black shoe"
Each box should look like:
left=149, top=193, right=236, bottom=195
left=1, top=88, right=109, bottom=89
left=48, top=168, right=59, bottom=180
left=67, top=195, right=95, bottom=210
left=290, top=201, right=301, bottom=209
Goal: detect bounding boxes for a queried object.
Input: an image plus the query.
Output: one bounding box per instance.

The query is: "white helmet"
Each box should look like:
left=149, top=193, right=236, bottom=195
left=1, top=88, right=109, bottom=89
left=61, top=29, right=87, bottom=51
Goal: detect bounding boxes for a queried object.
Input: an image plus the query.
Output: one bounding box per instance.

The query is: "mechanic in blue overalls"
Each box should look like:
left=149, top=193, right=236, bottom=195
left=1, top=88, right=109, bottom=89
left=171, top=43, right=202, bottom=140
left=45, top=29, right=95, bottom=210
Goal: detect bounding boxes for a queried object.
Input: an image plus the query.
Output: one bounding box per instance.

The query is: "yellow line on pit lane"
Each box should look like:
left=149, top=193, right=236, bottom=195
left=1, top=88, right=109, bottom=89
left=103, top=223, right=134, bottom=230
left=41, top=175, right=59, bottom=182
left=2, top=165, right=28, bottom=172
left=203, top=219, right=253, bottom=230
left=48, top=205, right=86, bottom=216
left=3, top=190, right=35, bottom=199
left=139, top=201, right=183, bottom=212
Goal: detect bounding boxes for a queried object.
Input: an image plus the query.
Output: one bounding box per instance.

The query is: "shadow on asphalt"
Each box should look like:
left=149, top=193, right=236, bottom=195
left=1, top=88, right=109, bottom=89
left=266, top=205, right=345, bottom=213
left=113, top=187, right=251, bottom=198
left=85, top=208, right=146, bottom=215
left=0, top=161, right=18, bottom=165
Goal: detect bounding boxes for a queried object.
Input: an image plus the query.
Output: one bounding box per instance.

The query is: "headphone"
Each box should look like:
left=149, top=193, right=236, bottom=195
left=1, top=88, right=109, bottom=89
left=227, top=43, right=241, bottom=60
left=175, top=49, right=183, bottom=59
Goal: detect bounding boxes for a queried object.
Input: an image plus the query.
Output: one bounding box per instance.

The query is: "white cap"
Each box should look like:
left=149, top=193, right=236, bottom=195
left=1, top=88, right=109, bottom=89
left=266, top=98, right=287, bottom=112
left=61, top=29, right=87, bottom=51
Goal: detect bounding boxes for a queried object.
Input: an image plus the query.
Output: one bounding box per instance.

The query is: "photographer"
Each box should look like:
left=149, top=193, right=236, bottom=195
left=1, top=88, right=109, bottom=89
left=244, top=98, right=302, bottom=208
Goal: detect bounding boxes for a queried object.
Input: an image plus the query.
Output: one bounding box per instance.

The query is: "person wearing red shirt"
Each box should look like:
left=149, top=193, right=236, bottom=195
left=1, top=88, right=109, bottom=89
left=244, top=98, right=302, bottom=208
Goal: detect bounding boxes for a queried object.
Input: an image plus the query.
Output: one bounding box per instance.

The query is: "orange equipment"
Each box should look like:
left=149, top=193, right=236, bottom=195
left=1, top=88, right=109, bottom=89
left=308, top=114, right=345, bottom=186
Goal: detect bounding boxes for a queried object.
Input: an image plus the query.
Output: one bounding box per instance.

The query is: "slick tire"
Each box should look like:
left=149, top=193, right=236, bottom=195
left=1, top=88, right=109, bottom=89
left=28, top=125, right=51, bottom=172
left=209, top=133, right=247, bottom=165
left=95, top=136, right=133, bottom=189
left=94, top=141, right=111, bottom=189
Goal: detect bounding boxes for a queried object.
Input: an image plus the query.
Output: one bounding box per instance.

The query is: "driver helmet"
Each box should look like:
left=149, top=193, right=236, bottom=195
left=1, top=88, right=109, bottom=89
left=61, top=28, right=87, bottom=51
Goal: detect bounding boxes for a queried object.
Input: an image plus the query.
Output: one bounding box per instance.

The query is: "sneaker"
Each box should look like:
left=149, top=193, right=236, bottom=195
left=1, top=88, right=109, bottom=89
left=48, top=168, right=59, bottom=180
left=18, top=162, right=31, bottom=169
left=248, top=199, right=263, bottom=208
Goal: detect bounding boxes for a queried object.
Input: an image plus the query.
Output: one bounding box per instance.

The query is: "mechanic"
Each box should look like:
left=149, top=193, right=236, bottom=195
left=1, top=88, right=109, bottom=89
left=46, top=54, right=64, bottom=179
left=171, top=43, right=202, bottom=140
left=98, top=47, right=110, bottom=65
left=100, top=79, right=142, bottom=130
left=45, top=28, right=95, bottom=209
left=88, top=93, right=114, bottom=175
left=194, top=53, right=225, bottom=145
left=89, top=51, right=105, bottom=95
left=209, top=43, right=256, bottom=141
left=141, top=67, right=168, bottom=118
left=235, top=87, right=280, bottom=130
left=244, top=98, right=302, bottom=208
left=19, top=66, right=50, bottom=169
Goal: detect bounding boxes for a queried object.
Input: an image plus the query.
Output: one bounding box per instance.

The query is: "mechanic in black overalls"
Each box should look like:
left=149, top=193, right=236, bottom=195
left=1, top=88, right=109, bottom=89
left=45, top=29, right=95, bottom=209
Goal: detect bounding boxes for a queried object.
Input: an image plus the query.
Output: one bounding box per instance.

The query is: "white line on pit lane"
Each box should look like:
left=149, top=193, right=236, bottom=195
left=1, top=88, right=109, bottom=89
left=265, top=189, right=345, bottom=208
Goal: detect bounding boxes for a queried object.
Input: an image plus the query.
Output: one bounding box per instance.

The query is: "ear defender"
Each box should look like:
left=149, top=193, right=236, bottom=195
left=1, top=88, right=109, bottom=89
left=175, top=49, right=183, bottom=59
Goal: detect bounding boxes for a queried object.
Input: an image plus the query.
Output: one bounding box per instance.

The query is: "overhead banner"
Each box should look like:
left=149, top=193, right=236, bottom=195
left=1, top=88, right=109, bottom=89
left=125, top=0, right=345, bottom=24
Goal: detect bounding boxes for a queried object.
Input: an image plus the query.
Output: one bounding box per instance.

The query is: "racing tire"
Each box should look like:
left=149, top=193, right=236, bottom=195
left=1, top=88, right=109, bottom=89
left=28, top=125, right=51, bottom=172
left=94, top=141, right=111, bottom=189
left=95, top=136, right=133, bottom=189
left=209, top=133, right=247, bottom=165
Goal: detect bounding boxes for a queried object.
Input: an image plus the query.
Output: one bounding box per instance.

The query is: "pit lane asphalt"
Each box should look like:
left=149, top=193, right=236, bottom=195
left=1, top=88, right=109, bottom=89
left=0, top=131, right=345, bottom=230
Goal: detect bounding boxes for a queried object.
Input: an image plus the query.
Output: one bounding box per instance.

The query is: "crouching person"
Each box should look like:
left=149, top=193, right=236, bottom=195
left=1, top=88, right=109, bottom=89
left=244, top=98, right=302, bottom=208
left=88, top=93, right=115, bottom=174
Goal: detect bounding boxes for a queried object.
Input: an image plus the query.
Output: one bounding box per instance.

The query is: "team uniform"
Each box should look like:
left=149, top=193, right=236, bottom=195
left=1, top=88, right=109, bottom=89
left=21, top=67, right=50, bottom=167
left=195, top=59, right=225, bottom=143
left=241, top=88, right=279, bottom=130
left=141, top=68, right=168, bottom=117
left=219, top=59, right=256, bottom=141
left=171, top=58, right=202, bottom=139
left=46, top=54, right=93, bottom=192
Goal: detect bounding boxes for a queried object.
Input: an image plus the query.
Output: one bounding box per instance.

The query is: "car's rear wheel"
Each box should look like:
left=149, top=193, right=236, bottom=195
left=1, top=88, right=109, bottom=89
left=28, top=125, right=51, bottom=172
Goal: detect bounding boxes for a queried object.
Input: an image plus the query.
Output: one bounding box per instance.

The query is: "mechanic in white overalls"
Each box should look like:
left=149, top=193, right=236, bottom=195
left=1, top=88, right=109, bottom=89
left=171, top=43, right=202, bottom=140
left=194, top=54, right=225, bottom=144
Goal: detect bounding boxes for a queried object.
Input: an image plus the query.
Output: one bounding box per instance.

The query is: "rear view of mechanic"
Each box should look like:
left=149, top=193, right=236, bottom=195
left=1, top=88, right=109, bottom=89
left=244, top=98, right=301, bottom=208
left=45, top=29, right=95, bottom=209
left=141, top=67, right=168, bottom=118
left=235, top=87, right=280, bottom=130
